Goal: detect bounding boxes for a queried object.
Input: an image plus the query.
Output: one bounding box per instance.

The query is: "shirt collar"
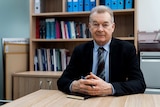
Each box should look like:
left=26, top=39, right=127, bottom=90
left=93, top=39, right=111, bottom=52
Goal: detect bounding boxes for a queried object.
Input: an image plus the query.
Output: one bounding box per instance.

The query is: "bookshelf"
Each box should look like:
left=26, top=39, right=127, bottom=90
left=29, top=0, right=137, bottom=71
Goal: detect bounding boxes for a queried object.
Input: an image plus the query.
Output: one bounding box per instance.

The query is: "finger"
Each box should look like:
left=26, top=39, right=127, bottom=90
left=89, top=72, right=100, bottom=79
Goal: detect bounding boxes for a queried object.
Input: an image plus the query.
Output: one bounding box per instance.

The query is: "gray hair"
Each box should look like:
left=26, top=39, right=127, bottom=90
left=89, top=5, right=114, bottom=23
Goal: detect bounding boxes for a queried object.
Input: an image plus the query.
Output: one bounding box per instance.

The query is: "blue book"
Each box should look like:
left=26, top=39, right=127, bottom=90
left=67, top=21, right=71, bottom=39
left=90, top=0, right=96, bottom=10
left=117, top=0, right=124, bottom=9
left=45, top=19, right=51, bottom=39
left=73, top=0, right=79, bottom=12
left=84, top=0, right=90, bottom=11
left=111, top=0, right=118, bottom=10
left=78, top=0, right=83, bottom=11
left=67, top=0, right=73, bottom=12
left=50, top=18, right=56, bottom=39
left=125, top=0, right=133, bottom=9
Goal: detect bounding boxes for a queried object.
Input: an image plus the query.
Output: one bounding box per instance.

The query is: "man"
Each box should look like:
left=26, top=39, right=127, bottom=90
left=57, top=5, right=146, bottom=96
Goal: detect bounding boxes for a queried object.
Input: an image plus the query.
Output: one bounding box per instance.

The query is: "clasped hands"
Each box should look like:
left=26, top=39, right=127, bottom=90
left=71, top=72, right=113, bottom=96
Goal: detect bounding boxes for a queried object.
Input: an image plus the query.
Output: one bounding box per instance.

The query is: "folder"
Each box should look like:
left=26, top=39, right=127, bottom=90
left=111, top=0, right=118, bottom=10
left=84, top=0, right=90, bottom=11
left=117, top=0, right=124, bottom=9
left=125, top=0, right=133, bottom=9
left=73, top=0, right=79, bottom=12
left=78, top=0, right=83, bottom=11
left=90, top=0, right=96, bottom=10
left=67, top=0, right=73, bottom=12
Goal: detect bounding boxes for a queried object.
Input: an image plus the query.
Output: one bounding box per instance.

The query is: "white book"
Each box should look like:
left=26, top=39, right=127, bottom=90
left=37, top=48, right=43, bottom=71
left=60, top=21, right=66, bottom=39
left=82, top=23, right=87, bottom=38
left=53, top=48, right=57, bottom=71
left=70, top=21, right=76, bottom=39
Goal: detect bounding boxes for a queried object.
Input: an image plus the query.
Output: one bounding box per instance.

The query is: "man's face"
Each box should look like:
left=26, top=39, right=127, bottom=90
left=89, top=12, right=115, bottom=46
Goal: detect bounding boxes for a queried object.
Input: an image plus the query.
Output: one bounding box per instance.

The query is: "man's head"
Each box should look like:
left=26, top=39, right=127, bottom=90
left=89, top=5, right=115, bottom=46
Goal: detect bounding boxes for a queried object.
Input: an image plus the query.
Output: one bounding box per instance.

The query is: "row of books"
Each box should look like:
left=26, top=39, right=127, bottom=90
left=36, top=18, right=91, bottom=39
left=100, top=0, right=133, bottom=10
left=67, top=0, right=96, bottom=12
left=34, top=48, right=70, bottom=71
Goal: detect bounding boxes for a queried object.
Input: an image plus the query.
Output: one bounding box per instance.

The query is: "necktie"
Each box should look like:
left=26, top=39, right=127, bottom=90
left=97, top=47, right=105, bottom=80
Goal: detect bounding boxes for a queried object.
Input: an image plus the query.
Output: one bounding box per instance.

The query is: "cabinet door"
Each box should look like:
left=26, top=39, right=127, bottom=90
left=13, top=76, right=40, bottom=99
left=13, top=76, right=59, bottom=99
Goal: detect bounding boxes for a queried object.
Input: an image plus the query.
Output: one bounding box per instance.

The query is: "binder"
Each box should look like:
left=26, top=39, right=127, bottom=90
left=84, top=0, right=90, bottom=11
left=78, top=0, right=83, bottom=11
left=34, top=0, right=44, bottom=13
left=117, top=0, right=124, bottom=9
left=125, top=0, right=133, bottom=9
left=67, top=0, right=73, bottom=12
left=90, top=0, right=96, bottom=10
left=105, top=0, right=111, bottom=8
left=72, top=0, right=79, bottom=12
left=111, top=0, right=118, bottom=10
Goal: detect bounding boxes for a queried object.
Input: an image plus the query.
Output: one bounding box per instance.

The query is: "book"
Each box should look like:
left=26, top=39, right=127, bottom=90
left=67, top=93, right=92, bottom=100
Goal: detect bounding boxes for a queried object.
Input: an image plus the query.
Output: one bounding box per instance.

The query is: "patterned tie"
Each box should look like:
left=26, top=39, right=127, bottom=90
left=97, top=47, right=105, bottom=80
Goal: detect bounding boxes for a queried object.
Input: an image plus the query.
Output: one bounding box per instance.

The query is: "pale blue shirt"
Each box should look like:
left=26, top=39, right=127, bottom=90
left=92, top=40, right=110, bottom=82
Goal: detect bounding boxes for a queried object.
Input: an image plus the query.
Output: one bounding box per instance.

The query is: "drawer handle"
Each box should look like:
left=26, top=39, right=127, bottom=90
left=39, top=81, right=43, bottom=89
left=47, top=80, right=52, bottom=90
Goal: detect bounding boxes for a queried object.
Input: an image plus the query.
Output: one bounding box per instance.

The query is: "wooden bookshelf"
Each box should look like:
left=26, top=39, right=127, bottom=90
left=29, top=0, right=137, bottom=71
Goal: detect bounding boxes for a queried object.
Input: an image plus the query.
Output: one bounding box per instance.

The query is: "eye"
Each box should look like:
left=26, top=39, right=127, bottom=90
left=102, top=23, right=110, bottom=28
left=93, top=23, right=99, bottom=27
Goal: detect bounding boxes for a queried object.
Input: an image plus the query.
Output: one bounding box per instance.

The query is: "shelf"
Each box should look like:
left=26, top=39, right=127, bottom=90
left=31, top=38, right=93, bottom=42
left=32, top=9, right=135, bottom=17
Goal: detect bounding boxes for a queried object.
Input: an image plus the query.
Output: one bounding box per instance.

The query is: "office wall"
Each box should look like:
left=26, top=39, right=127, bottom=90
left=137, top=0, right=160, bottom=32
left=0, top=0, right=29, bottom=99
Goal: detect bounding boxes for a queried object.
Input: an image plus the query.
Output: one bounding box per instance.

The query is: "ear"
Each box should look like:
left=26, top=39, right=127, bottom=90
left=112, top=23, right=115, bottom=32
left=88, top=23, right=91, bottom=31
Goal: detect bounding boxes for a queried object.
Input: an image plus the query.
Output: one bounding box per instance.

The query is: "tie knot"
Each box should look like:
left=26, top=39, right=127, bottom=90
left=98, top=47, right=105, bottom=53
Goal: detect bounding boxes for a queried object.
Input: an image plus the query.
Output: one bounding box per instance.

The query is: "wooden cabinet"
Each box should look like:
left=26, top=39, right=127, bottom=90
left=4, top=43, right=29, bottom=100
left=29, top=0, right=137, bottom=71
left=12, top=71, right=62, bottom=99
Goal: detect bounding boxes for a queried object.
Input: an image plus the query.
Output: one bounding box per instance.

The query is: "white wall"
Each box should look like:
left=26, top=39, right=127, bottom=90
left=137, top=0, right=160, bottom=32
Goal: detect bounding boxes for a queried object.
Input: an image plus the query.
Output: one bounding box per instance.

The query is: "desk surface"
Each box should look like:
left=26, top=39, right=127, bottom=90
left=1, top=90, right=160, bottom=107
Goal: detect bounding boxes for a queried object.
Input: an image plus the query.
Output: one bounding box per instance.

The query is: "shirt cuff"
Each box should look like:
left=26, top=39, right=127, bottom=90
left=110, top=84, right=116, bottom=95
left=69, top=82, right=73, bottom=92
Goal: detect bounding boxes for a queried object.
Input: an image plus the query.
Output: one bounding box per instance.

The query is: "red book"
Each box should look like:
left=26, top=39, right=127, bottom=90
left=36, top=18, right=40, bottom=39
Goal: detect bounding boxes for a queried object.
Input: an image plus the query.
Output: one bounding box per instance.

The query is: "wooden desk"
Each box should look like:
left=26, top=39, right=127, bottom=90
left=1, top=90, right=160, bottom=107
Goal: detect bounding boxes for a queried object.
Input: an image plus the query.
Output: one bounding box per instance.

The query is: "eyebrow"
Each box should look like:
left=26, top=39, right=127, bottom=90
left=92, top=21, right=110, bottom=24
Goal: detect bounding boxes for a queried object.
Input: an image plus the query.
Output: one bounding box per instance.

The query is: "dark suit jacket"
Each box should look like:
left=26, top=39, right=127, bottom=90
left=57, top=38, right=146, bottom=96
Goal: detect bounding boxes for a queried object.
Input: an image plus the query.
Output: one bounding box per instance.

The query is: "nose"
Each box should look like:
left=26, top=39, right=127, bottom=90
left=97, top=24, right=104, bottom=31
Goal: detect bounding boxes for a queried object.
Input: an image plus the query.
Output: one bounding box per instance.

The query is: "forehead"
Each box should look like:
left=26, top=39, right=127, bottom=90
left=90, top=12, right=112, bottom=22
